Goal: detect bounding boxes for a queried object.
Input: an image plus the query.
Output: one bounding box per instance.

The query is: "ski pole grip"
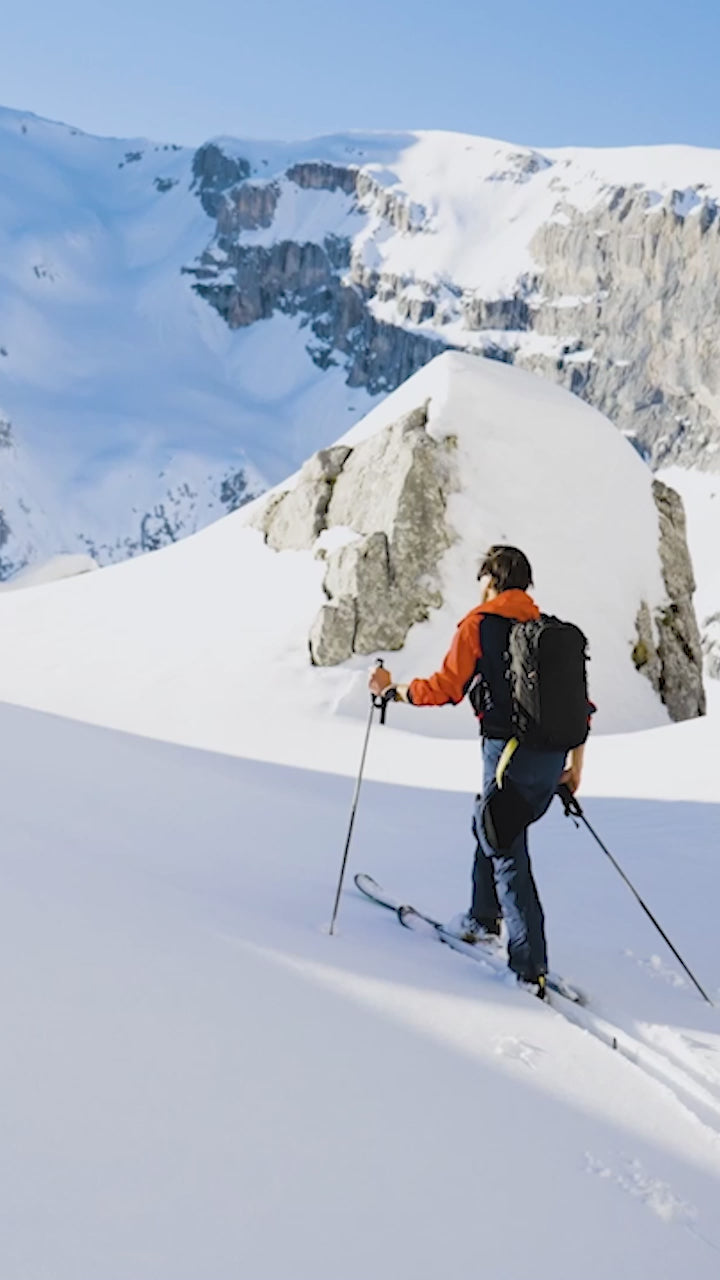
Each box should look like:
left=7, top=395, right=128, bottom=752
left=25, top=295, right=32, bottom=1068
left=371, top=658, right=393, bottom=724
left=557, top=782, right=583, bottom=818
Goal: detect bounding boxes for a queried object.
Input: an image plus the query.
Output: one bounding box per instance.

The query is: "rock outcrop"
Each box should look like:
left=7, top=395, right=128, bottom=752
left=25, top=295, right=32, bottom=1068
left=255, top=405, right=454, bottom=664
left=186, top=155, right=447, bottom=393
left=633, top=481, right=706, bottom=719
left=187, top=236, right=444, bottom=394
left=252, top=352, right=705, bottom=723
left=520, top=190, right=720, bottom=469
left=262, top=447, right=351, bottom=552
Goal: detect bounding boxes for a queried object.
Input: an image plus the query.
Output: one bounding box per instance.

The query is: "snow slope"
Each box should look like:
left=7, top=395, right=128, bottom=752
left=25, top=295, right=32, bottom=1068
left=1, top=691, right=719, bottom=1279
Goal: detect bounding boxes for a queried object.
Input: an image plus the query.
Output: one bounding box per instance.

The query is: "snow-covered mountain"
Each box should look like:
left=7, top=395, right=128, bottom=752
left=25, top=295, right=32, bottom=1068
left=2, top=103, right=720, bottom=586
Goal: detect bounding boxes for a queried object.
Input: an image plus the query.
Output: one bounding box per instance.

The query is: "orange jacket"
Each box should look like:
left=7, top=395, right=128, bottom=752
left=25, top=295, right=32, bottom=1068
left=408, top=590, right=541, bottom=707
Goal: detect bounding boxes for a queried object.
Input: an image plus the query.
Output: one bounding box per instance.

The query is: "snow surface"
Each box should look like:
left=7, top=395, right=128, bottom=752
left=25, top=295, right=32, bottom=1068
left=0, top=552, right=96, bottom=591
left=0, top=663, right=719, bottom=1278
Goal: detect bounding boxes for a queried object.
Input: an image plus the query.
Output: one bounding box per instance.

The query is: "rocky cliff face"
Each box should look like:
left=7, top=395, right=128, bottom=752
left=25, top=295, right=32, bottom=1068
left=188, top=143, right=720, bottom=470
left=633, top=481, right=705, bottom=719
left=254, top=405, right=454, bottom=665
left=521, top=192, right=720, bottom=469
left=186, top=151, right=444, bottom=395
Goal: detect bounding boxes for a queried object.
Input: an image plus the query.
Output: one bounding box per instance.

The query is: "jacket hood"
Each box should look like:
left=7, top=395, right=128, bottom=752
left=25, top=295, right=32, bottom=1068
left=475, top=589, right=540, bottom=622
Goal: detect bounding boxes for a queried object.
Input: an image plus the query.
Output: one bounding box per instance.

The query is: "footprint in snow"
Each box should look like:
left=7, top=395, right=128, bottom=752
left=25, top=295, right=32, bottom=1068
left=585, top=1153, right=697, bottom=1226
left=493, top=1036, right=543, bottom=1069
left=624, top=948, right=686, bottom=989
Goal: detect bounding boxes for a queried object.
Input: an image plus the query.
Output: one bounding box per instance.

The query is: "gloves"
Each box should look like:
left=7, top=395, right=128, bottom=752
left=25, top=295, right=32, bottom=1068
left=368, top=666, right=393, bottom=697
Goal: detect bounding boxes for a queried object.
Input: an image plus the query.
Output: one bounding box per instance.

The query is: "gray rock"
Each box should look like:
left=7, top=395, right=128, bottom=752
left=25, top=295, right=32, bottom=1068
left=521, top=190, right=720, bottom=468
left=309, top=596, right=356, bottom=665
left=321, top=532, right=409, bottom=653
left=324, top=406, right=450, bottom=619
left=632, top=600, right=664, bottom=699
left=287, top=162, right=358, bottom=196
left=259, top=446, right=351, bottom=551
left=187, top=232, right=446, bottom=393
left=262, top=403, right=455, bottom=665
left=632, top=481, right=706, bottom=719
left=315, top=407, right=453, bottom=660
left=217, top=182, right=280, bottom=235
left=462, top=294, right=531, bottom=331
left=191, top=144, right=251, bottom=218
left=652, top=479, right=706, bottom=718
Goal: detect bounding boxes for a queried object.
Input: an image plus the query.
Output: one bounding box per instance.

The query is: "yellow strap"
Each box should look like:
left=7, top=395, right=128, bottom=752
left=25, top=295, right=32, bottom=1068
left=495, top=737, right=519, bottom=789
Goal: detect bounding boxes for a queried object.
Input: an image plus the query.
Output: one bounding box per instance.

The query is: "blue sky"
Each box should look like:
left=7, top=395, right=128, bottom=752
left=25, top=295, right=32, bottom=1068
left=2, top=0, right=718, bottom=148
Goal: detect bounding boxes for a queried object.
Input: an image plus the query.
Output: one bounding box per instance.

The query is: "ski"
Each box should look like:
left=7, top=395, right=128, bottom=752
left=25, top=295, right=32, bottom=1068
left=354, top=873, right=586, bottom=1005
left=353, top=875, right=720, bottom=1136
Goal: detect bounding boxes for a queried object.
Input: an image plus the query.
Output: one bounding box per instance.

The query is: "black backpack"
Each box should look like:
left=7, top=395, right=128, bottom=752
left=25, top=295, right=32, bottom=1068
left=507, top=615, right=590, bottom=751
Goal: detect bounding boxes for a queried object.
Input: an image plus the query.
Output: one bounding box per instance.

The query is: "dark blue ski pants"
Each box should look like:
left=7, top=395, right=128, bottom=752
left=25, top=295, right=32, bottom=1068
left=471, top=738, right=566, bottom=982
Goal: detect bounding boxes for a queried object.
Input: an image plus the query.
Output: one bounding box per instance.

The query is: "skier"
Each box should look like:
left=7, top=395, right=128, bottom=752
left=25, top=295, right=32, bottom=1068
left=368, top=544, right=589, bottom=999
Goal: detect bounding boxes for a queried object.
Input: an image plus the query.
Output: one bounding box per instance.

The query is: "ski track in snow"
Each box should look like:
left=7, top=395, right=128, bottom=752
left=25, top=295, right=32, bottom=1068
left=355, top=874, right=720, bottom=1147
left=585, top=1154, right=699, bottom=1226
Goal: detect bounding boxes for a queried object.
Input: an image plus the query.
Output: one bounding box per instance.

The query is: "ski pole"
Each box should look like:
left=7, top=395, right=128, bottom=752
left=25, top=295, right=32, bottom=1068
left=329, top=661, right=393, bottom=936
left=557, top=784, right=714, bottom=1007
